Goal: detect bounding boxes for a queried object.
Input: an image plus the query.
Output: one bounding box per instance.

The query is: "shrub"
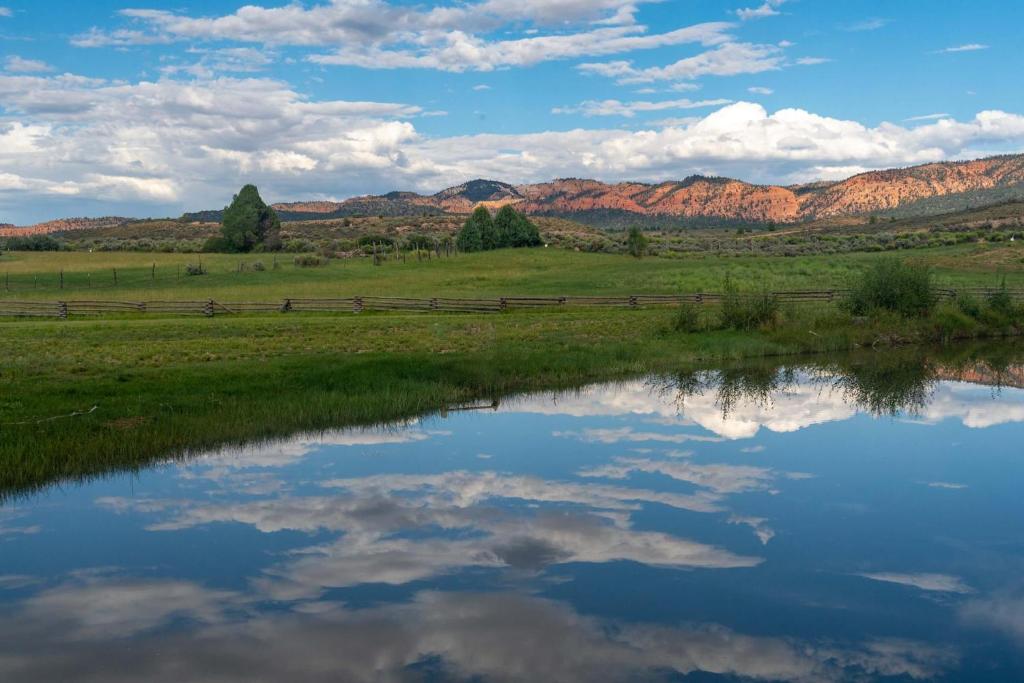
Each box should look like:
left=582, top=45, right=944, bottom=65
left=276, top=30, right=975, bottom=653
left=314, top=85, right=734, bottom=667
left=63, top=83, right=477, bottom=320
left=985, top=279, right=1016, bottom=317
left=955, top=292, right=982, bottom=318
left=843, top=259, right=934, bottom=318
left=251, top=261, right=266, bottom=272
left=718, top=277, right=779, bottom=330
left=184, top=263, right=206, bottom=276
left=202, top=236, right=233, bottom=253
left=294, top=254, right=328, bottom=267
left=1, top=235, right=64, bottom=251
left=626, top=226, right=648, bottom=258
left=404, top=233, right=433, bottom=250
left=673, top=301, right=704, bottom=332
left=357, top=235, right=395, bottom=248
left=284, top=238, right=316, bottom=253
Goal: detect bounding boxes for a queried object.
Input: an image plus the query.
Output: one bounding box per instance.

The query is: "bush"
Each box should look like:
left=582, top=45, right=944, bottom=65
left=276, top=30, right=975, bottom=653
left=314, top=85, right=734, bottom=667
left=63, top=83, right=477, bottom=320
left=404, top=234, right=433, bottom=250
left=202, top=236, right=233, bottom=253
left=955, top=292, right=982, bottom=318
left=251, top=261, right=266, bottom=272
left=843, top=259, right=934, bottom=318
left=294, top=254, right=328, bottom=267
left=673, top=301, right=704, bottom=332
left=985, top=279, right=1016, bottom=317
left=184, top=263, right=206, bottom=276
left=718, top=277, right=779, bottom=330
left=284, top=238, right=316, bottom=253
left=626, top=226, right=648, bottom=258
left=1, top=235, right=64, bottom=251
left=357, top=235, right=395, bottom=248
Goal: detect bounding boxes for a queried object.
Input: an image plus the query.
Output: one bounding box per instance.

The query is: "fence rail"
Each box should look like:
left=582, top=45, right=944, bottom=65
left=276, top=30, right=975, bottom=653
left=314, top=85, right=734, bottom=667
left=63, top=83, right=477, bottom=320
left=2, top=287, right=1024, bottom=319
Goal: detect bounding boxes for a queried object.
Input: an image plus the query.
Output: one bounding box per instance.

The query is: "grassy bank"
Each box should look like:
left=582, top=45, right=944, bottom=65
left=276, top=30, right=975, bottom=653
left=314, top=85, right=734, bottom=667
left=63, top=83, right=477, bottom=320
left=3, top=303, right=1024, bottom=499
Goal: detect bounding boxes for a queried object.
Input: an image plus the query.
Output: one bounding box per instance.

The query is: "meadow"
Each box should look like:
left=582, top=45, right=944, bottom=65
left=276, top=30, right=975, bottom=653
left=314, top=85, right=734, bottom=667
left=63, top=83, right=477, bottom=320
left=1, top=242, right=1022, bottom=303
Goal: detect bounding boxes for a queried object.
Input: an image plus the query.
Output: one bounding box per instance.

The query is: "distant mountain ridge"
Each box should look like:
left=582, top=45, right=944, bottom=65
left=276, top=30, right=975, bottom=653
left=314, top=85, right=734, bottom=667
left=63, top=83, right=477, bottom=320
left=266, top=154, right=1024, bottom=226
left=7, top=154, right=1024, bottom=232
left=0, top=217, right=132, bottom=237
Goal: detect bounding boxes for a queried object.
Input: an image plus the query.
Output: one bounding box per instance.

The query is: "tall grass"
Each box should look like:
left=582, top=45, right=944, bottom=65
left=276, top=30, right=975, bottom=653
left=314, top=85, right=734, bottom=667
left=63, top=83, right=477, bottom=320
left=717, top=277, right=779, bottom=330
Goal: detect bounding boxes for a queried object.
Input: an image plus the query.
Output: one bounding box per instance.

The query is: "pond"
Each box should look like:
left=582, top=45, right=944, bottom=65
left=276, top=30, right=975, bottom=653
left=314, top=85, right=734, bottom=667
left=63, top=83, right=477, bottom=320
left=3, top=354, right=1024, bottom=681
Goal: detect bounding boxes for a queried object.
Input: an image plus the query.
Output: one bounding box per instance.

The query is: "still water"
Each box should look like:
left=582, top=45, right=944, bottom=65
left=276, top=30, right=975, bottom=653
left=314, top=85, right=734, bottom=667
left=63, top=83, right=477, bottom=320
left=3, top=360, right=1024, bottom=681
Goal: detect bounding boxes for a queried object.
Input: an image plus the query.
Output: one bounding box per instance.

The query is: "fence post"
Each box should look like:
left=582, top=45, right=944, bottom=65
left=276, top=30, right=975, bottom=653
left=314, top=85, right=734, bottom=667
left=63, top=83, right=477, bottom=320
left=280, top=298, right=292, bottom=313
left=5, top=271, right=8, bottom=291
left=152, top=263, right=156, bottom=281
left=204, top=300, right=214, bottom=317
left=353, top=296, right=363, bottom=313
left=430, top=297, right=438, bottom=311
left=696, top=293, right=703, bottom=305
left=499, top=297, right=507, bottom=311
left=113, top=268, right=118, bottom=286
left=58, top=301, right=68, bottom=320
left=60, top=270, right=64, bottom=290
left=139, top=302, right=147, bottom=314
left=629, top=295, right=638, bottom=309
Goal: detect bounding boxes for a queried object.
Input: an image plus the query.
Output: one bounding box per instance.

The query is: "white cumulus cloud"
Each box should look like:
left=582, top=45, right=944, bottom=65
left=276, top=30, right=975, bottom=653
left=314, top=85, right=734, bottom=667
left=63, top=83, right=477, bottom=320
left=4, top=70, right=1024, bottom=222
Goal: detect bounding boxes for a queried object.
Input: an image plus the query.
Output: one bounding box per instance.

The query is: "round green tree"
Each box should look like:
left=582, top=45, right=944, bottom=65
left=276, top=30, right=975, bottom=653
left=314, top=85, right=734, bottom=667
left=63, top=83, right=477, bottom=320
left=494, top=205, right=542, bottom=248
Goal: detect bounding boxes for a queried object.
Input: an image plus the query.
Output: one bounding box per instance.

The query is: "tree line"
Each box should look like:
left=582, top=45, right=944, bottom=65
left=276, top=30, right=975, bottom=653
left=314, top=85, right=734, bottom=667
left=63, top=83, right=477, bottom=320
left=456, top=206, right=542, bottom=252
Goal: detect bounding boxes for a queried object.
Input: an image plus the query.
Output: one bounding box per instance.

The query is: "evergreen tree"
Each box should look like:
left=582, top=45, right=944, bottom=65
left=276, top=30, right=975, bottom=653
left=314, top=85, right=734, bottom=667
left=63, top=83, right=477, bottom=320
left=478, top=207, right=499, bottom=250
left=220, top=185, right=282, bottom=252
left=494, top=205, right=518, bottom=248
left=518, top=213, right=542, bottom=247
left=456, top=207, right=488, bottom=252
left=457, top=206, right=493, bottom=252
left=494, top=205, right=542, bottom=248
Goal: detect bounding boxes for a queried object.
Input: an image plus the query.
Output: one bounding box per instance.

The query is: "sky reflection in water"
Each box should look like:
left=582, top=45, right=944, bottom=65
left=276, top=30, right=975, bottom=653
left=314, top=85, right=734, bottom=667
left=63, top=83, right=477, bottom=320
left=3, top=368, right=1024, bottom=681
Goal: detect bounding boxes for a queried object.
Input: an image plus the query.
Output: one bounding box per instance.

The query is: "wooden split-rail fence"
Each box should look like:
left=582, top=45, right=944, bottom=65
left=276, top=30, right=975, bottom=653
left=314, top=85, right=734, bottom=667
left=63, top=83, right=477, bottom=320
left=1, top=288, right=1022, bottom=319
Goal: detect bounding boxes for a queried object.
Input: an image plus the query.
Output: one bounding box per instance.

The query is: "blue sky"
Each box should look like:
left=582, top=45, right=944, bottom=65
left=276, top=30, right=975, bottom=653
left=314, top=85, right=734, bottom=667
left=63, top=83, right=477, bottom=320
left=1, top=0, right=1022, bottom=223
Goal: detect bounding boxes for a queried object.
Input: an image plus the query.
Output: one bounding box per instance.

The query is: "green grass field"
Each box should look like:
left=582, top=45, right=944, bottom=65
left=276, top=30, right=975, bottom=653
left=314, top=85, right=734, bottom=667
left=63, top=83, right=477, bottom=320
left=0, top=243, right=1022, bottom=302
